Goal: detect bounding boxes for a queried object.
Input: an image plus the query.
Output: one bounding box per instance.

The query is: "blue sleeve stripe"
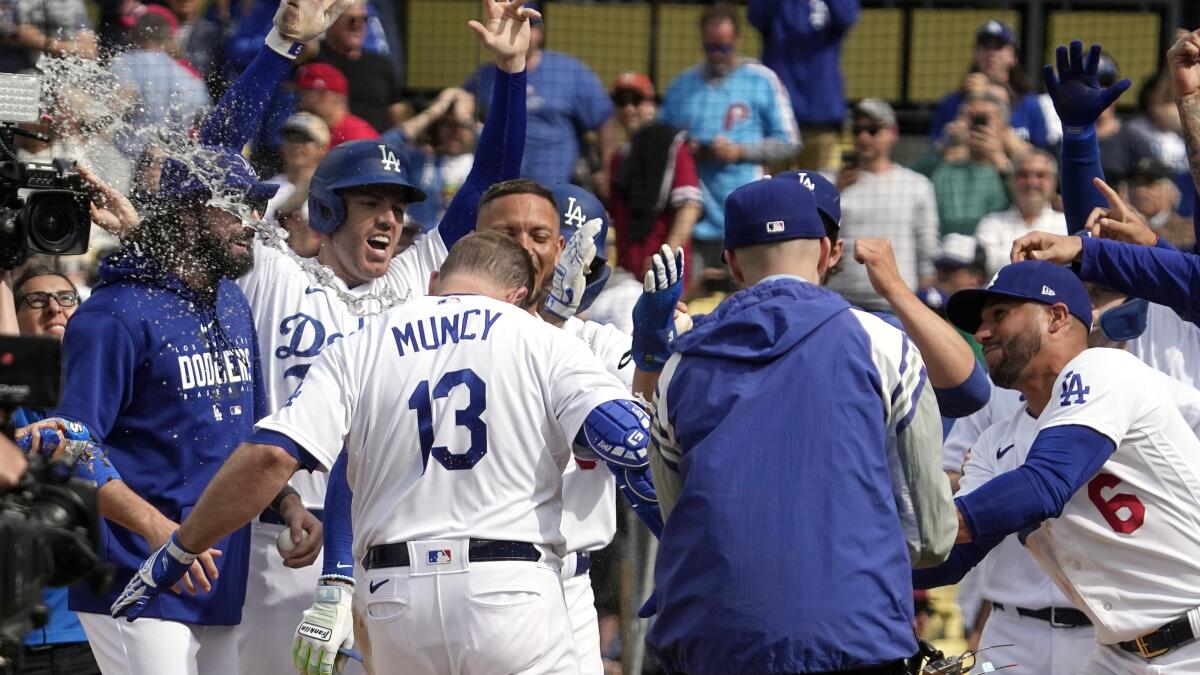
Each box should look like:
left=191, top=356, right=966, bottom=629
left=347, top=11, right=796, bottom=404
left=898, top=335, right=910, bottom=376
left=895, top=367, right=929, bottom=435
left=659, top=452, right=680, bottom=473
left=248, top=429, right=322, bottom=472
left=890, top=381, right=904, bottom=407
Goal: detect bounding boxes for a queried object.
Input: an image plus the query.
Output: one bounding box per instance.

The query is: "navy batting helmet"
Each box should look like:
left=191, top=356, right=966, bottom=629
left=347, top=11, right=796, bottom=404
left=772, top=170, right=841, bottom=232
left=552, top=183, right=610, bottom=313
left=308, top=140, right=427, bottom=235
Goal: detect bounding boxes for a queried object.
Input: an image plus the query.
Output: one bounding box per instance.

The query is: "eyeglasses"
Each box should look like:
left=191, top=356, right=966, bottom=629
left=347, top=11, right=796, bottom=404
left=852, top=124, right=882, bottom=136
left=703, top=43, right=734, bottom=55
left=18, top=290, right=80, bottom=310
left=612, top=91, right=646, bottom=108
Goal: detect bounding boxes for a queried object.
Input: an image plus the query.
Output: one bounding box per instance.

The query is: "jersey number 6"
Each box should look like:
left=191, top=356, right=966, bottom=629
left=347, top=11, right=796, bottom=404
left=1087, top=473, right=1145, bottom=535
left=408, top=369, right=488, bottom=472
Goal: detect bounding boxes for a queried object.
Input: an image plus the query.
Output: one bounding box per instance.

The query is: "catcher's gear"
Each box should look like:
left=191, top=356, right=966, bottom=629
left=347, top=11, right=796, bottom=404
left=551, top=184, right=611, bottom=313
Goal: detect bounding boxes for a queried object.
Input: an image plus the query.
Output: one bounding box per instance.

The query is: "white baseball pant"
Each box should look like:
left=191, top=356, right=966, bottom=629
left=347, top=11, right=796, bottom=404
left=78, top=612, right=237, bottom=675
left=972, top=604, right=1094, bottom=674
left=1079, top=608, right=1200, bottom=674
left=561, top=553, right=602, bottom=675
left=360, top=539, right=576, bottom=675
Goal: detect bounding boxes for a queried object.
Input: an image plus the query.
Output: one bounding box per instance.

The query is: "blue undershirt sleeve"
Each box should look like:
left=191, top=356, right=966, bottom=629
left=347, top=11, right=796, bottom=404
left=1059, top=127, right=1105, bottom=235
left=247, top=429, right=323, bottom=473
left=436, top=69, right=527, bottom=248
left=200, top=46, right=294, bottom=150
left=912, top=538, right=1001, bottom=589
left=1078, top=236, right=1200, bottom=320
left=932, top=360, right=990, bottom=419
left=956, top=425, right=1115, bottom=541
left=321, top=450, right=355, bottom=577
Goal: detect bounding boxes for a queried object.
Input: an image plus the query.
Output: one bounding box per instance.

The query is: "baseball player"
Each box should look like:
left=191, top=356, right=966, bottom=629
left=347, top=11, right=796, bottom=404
left=109, top=231, right=657, bottom=675
left=918, top=260, right=1200, bottom=673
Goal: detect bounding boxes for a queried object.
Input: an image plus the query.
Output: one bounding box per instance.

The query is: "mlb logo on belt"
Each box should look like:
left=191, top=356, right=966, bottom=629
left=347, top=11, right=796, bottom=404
left=428, top=549, right=452, bottom=564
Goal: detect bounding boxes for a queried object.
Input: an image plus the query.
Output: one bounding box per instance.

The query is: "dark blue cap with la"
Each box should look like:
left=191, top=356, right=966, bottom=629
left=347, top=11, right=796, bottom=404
left=722, top=177, right=826, bottom=254
left=946, top=260, right=1092, bottom=333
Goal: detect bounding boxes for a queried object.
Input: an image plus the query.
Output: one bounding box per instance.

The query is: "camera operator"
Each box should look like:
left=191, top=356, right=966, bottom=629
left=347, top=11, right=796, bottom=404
left=3, top=263, right=101, bottom=675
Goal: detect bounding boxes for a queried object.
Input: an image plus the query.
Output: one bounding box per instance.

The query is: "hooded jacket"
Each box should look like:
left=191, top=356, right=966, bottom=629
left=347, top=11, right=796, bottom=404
left=646, top=277, right=954, bottom=674
left=56, top=248, right=265, bottom=624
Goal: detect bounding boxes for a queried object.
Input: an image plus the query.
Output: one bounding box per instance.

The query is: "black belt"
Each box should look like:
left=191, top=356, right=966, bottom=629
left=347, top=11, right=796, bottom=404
left=364, top=539, right=540, bottom=570
left=1119, top=614, right=1198, bottom=659
left=573, top=551, right=592, bottom=577
left=258, top=508, right=323, bottom=526
left=993, top=602, right=1092, bottom=628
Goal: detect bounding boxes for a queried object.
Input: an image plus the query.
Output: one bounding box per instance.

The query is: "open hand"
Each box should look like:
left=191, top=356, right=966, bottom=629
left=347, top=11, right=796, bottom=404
left=273, top=0, right=356, bottom=44
left=1042, top=41, right=1131, bottom=133
left=468, top=0, right=540, bottom=74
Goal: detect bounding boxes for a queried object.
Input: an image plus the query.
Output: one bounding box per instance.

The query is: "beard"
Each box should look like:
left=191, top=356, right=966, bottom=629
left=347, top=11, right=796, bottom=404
left=989, top=323, right=1042, bottom=388
left=195, top=226, right=255, bottom=279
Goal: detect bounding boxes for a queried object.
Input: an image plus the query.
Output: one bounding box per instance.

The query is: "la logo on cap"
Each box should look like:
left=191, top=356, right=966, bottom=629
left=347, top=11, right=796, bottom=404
left=766, top=220, right=785, bottom=233
left=1041, top=285, right=1056, bottom=297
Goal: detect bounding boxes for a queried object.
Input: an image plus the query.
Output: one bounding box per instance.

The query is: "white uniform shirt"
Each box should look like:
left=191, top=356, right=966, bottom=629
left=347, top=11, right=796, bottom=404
left=237, top=231, right=448, bottom=507
left=975, top=205, right=1068, bottom=276
left=1126, top=302, right=1200, bottom=388
left=559, top=317, right=633, bottom=552
left=996, top=349, right=1200, bottom=643
left=942, top=384, right=1024, bottom=474
left=255, top=295, right=634, bottom=560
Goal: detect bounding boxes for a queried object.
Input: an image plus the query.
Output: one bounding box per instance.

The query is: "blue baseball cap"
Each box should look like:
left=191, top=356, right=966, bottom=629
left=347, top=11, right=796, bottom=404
left=946, top=260, right=1092, bottom=334
left=157, top=146, right=280, bottom=206
left=723, top=177, right=826, bottom=254
left=976, top=20, right=1017, bottom=47
left=771, top=170, right=840, bottom=232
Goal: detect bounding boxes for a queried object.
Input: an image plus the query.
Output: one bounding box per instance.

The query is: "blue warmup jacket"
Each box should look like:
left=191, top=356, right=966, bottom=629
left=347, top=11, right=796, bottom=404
left=56, top=249, right=265, bottom=624
left=647, top=279, right=926, bottom=674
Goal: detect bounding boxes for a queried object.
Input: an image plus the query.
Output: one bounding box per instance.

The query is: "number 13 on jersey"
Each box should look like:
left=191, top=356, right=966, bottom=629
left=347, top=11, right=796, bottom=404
left=408, top=368, right=489, bottom=472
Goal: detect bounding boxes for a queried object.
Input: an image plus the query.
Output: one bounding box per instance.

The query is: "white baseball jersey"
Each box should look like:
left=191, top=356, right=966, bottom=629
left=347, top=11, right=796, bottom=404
left=942, top=384, right=1024, bottom=474
left=237, top=232, right=448, bottom=507
left=1126, top=302, right=1200, bottom=388
left=560, top=317, right=633, bottom=553
left=987, top=348, right=1200, bottom=644
left=255, top=294, right=634, bottom=560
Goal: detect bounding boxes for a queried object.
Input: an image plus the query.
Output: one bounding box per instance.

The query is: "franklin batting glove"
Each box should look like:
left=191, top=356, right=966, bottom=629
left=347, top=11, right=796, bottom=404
left=544, top=217, right=601, bottom=321
left=631, top=245, right=685, bottom=371
left=111, top=532, right=198, bottom=621
left=1043, top=41, right=1131, bottom=136
left=294, top=581, right=355, bottom=675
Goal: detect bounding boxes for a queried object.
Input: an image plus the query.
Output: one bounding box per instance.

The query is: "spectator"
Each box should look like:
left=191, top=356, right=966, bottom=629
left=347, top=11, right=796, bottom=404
left=607, top=71, right=702, bottom=280
left=660, top=2, right=801, bottom=271
left=312, top=0, right=404, bottom=132
left=748, top=0, right=859, bottom=171
left=110, top=12, right=211, bottom=157
left=381, top=86, right=478, bottom=231
left=912, top=92, right=1012, bottom=236
left=465, top=3, right=612, bottom=186
left=263, top=112, right=329, bottom=225
left=294, top=62, right=379, bottom=147
left=916, top=233, right=987, bottom=317
left=928, top=20, right=1047, bottom=148
left=0, top=0, right=98, bottom=73
left=6, top=264, right=101, bottom=675
left=1126, top=157, right=1190, bottom=241
left=974, top=149, right=1066, bottom=275
left=1127, top=67, right=1193, bottom=217
left=826, top=99, right=938, bottom=311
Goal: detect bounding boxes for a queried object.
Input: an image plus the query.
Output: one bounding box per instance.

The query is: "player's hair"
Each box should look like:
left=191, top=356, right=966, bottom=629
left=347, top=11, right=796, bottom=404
left=700, top=3, right=740, bottom=35
left=13, top=262, right=76, bottom=298
left=439, top=231, right=536, bottom=301
left=478, top=179, right=557, bottom=214
left=820, top=219, right=845, bottom=282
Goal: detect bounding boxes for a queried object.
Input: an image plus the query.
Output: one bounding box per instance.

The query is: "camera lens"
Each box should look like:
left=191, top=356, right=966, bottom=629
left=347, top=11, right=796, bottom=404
left=24, top=191, right=88, bottom=255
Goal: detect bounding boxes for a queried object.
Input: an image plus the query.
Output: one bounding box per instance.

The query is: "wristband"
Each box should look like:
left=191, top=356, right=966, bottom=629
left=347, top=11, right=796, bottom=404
left=265, top=27, right=305, bottom=59
left=270, top=484, right=300, bottom=512
left=318, top=574, right=356, bottom=588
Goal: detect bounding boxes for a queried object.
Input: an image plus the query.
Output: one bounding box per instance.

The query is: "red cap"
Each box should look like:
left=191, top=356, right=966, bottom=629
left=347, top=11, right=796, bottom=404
left=611, top=71, right=655, bottom=99
left=295, top=63, right=349, bottom=96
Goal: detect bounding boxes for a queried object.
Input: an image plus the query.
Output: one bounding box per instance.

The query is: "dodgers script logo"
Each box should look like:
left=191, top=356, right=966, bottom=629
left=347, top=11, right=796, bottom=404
left=276, top=313, right=366, bottom=382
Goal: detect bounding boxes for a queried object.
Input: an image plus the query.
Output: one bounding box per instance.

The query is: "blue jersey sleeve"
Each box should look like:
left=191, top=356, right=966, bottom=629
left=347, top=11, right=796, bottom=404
left=1059, top=127, right=1106, bottom=235
left=1078, top=236, right=1200, bottom=320
left=932, top=360, right=990, bottom=419
left=247, top=429, right=323, bottom=472
left=436, top=69, right=527, bottom=248
left=912, top=537, right=1000, bottom=589
left=200, top=46, right=294, bottom=150
left=321, top=450, right=355, bottom=578
left=956, top=424, right=1115, bottom=541
left=52, top=312, right=139, bottom=442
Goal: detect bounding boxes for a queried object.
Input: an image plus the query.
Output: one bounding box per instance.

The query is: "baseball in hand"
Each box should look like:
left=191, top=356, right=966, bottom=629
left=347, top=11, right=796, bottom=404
left=674, top=312, right=694, bottom=335
left=276, top=528, right=308, bottom=557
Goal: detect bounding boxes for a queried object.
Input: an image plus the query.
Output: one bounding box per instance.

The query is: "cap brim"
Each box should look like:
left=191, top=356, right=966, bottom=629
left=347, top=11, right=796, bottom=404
left=945, top=288, right=1004, bottom=334
left=248, top=181, right=281, bottom=202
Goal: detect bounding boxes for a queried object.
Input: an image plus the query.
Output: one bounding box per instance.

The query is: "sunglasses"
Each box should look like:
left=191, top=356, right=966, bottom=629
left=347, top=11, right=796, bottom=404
left=612, top=91, right=646, bottom=108
left=703, top=43, right=734, bottom=55
left=852, top=124, right=882, bottom=136
left=19, top=290, right=80, bottom=310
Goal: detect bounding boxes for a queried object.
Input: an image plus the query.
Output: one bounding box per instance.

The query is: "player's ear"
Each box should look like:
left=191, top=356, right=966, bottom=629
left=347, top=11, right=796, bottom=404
left=726, top=250, right=745, bottom=286
left=428, top=271, right=440, bottom=295
left=506, top=285, right=528, bottom=307
left=817, top=237, right=832, bottom=277
left=1047, top=303, right=1073, bottom=334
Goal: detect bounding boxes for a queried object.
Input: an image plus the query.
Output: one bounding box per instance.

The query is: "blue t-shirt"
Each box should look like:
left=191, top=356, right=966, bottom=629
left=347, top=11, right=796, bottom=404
left=659, top=61, right=800, bottom=242
left=55, top=250, right=265, bottom=625
left=930, top=91, right=1049, bottom=148
left=465, top=50, right=611, bottom=186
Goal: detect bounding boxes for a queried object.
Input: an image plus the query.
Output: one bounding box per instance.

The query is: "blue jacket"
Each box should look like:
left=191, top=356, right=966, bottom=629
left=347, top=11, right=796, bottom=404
left=749, top=0, right=860, bottom=127
left=56, top=249, right=264, bottom=624
left=648, top=279, right=929, bottom=673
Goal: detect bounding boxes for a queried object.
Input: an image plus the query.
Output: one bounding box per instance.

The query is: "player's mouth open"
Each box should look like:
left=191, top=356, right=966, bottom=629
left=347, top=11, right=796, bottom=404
left=367, top=234, right=391, bottom=252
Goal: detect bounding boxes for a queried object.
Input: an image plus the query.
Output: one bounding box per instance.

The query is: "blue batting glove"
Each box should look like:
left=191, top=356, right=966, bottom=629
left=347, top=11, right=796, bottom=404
left=611, top=464, right=663, bottom=537
left=111, top=532, right=198, bottom=621
left=632, top=245, right=686, bottom=371
left=1042, top=40, right=1131, bottom=135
